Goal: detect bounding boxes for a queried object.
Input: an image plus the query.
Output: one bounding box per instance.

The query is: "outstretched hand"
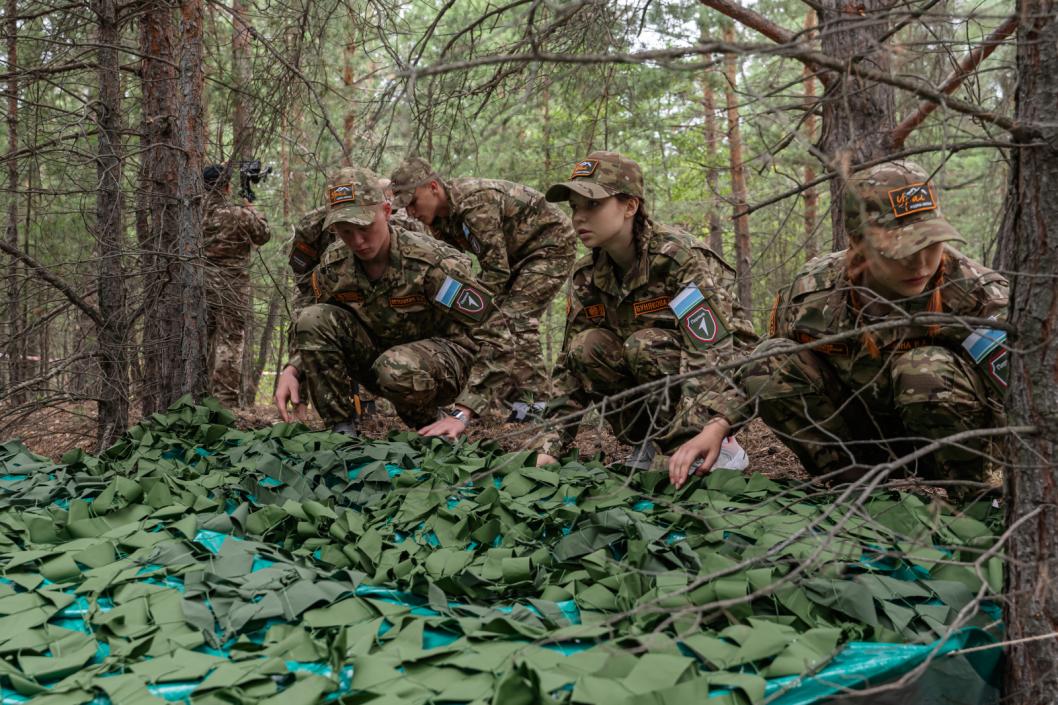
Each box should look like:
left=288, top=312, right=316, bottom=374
left=419, top=408, right=472, bottom=440
left=274, top=366, right=307, bottom=423
left=668, top=418, right=731, bottom=489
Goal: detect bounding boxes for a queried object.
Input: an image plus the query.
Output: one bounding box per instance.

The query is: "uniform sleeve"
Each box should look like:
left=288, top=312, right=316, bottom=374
left=533, top=282, right=595, bottom=458
left=458, top=190, right=512, bottom=296
left=231, top=204, right=271, bottom=247
left=667, top=250, right=750, bottom=435
left=426, top=254, right=515, bottom=416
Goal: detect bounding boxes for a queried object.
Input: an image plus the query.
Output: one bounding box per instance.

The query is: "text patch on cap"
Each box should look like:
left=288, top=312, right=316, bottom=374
left=571, top=159, right=599, bottom=178
left=888, top=183, right=937, bottom=218
left=329, top=184, right=355, bottom=205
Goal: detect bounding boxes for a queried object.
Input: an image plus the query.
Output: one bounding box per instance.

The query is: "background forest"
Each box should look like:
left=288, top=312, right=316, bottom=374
left=0, top=0, right=1016, bottom=446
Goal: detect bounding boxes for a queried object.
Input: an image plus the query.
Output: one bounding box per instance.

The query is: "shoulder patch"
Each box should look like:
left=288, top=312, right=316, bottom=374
left=435, top=275, right=492, bottom=322
left=962, top=325, right=1009, bottom=391
left=669, top=284, right=728, bottom=350
left=335, top=290, right=363, bottom=304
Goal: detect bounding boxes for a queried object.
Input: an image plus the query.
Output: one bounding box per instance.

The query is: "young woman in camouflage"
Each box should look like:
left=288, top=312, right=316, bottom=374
left=533, top=151, right=757, bottom=470
left=670, top=160, right=1008, bottom=499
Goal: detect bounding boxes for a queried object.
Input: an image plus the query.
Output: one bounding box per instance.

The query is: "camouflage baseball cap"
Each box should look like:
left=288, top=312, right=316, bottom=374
left=389, top=157, right=437, bottom=209
left=844, top=160, right=965, bottom=259
left=545, top=151, right=644, bottom=203
left=322, top=166, right=386, bottom=230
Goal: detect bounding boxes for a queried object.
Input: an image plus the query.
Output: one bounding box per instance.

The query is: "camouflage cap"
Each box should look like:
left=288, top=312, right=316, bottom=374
left=844, top=159, right=965, bottom=259
left=322, top=166, right=386, bottom=230
left=545, top=151, right=645, bottom=203
left=389, top=157, right=438, bottom=209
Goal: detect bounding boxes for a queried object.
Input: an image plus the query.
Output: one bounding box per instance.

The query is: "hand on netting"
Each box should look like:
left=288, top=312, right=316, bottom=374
left=668, top=417, right=731, bottom=489
left=275, top=366, right=308, bottom=423
left=419, top=407, right=472, bottom=440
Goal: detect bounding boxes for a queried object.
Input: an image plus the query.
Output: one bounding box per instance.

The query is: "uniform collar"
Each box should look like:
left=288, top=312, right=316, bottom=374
left=590, top=221, right=654, bottom=296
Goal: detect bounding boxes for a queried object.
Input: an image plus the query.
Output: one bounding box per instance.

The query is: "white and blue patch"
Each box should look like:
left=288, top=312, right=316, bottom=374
left=669, top=285, right=705, bottom=320
left=435, top=276, right=463, bottom=308
left=962, top=327, right=1006, bottom=363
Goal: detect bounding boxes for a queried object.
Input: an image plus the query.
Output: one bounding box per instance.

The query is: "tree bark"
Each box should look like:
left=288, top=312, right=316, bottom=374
left=93, top=0, right=130, bottom=448
left=138, top=0, right=180, bottom=414
left=173, top=0, right=209, bottom=401
left=702, top=67, right=724, bottom=256
left=1002, top=1, right=1058, bottom=699
left=723, top=26, right=752, bottom=311
left=231, top=0, right=252, bottom=162
left=4, top=0, right=25, bottom=403
left=341, top=17, right=355, bottom=165
left=816, top=0, right=896, bottom=250
left=802, top=10, right=819, bottom=261
left=245, top=285, right=279, bottom=403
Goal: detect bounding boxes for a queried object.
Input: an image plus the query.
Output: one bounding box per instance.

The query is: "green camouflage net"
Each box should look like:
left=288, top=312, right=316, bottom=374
left=0, top=397, right=1003, bottom=704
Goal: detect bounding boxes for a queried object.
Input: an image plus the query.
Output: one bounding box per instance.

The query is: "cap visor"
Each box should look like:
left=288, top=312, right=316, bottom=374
left=544, top=181, right=615, bottom=202
left=391, top=190, right=413, bottom=209
left=878, top=218, right=966, bottom=260
left=323, top=205, right=376, bottom=230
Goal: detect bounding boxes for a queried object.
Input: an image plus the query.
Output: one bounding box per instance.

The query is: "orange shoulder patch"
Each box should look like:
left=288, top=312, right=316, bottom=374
left=585, top=303, right=605, bottom=320
left=335, top=290, right=363, bottom=303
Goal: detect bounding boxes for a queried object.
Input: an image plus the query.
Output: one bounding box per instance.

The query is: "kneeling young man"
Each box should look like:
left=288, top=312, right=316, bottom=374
left=275, top=166, right=513, bottom=438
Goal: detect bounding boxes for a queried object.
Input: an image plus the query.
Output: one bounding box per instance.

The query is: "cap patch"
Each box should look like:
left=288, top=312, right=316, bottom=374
left=329, top=184, right=356, bottom=206
left=571, top=159, right=599, bottom=179
left=888, top=183, right=937, bottom=219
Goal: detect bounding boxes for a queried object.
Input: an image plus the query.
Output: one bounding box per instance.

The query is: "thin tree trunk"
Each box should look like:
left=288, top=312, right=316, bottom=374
left=1002, top=1, right=1058, bottom=698
left=231, top=0, right=252, bottom=163
left=341, top=18, right=355, bottom=165
left=173, top=0, right=208, bottom=400
left=723, top=26, right=752, bottom=311
left=4, top=0, right=24, bottom=403
left=802, top=10, right=819, bottom=261
left=93, top=0, right=129, bottom=448
left=138, top=0, right=180, bottom=415
left=245, top=286, right=279, bottom=403
left=817, top=0, right=896, bottom=250
left=702, top=68, right=724, bottom=256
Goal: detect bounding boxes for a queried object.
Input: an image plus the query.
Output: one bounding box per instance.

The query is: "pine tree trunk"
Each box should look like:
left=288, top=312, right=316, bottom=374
left=245, top=286, right=280, bottom=404
left=4, top=0, right=24, bottom=404
left=93, top=0, right=130, bottom=448
left=816, top=0, right=896, bottom=251
left=341, top=20, right=355, bottom=165
left=232, top=0, right=254, bottom=406
left=1002, top=1, right=1058, bottom=698
left=802, top=11, right=819, bottom=261
left=723, top=26, right=752, bottom=311
left=702, top=68, right=724, bottom=256
left=173, top=0, right=208, bottom=400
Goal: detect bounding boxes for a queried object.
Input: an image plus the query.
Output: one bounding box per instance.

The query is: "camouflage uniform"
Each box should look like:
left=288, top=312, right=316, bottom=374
left=203, top=188, right=271, bottom=407
left=740, top=161, right=1008, bottom=490
left=287, top=167, right=514, bottom=428
left=535, top=152, right=756, bottom=458
left=390, top=158, right=576, bottom=400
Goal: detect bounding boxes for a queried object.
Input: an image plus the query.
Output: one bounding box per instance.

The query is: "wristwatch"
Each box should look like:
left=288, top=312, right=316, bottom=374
left=445, top=407, right=470, bottom=425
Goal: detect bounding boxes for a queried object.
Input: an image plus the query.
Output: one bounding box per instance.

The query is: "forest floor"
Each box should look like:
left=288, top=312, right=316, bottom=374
left=1, top=399, right=808, bottom=481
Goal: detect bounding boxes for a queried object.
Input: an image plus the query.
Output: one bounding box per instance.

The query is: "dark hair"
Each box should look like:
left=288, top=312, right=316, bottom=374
left=615, top=193, right=650, bottom=253
left=202, top=164, right=226, bottom=191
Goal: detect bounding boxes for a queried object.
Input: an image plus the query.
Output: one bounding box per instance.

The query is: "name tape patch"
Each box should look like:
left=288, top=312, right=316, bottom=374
left=571, top=159, right=599, bottom=178
left=633, top=296, right=671, bottom=317
left=389, top=294, right=427, bottom=308
left=888, top=183, right=937, bottom=218
left=335, top=290, right=364, bottom=304
left=585, top=303, right=606, bottom=320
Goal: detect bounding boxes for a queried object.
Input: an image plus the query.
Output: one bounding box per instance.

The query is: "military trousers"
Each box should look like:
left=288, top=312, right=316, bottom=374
left=500, top=251, right=575, bottom=401
left=205, top=267, right=249, bottom=408
left=565, top=327, right=689, bottom=450
left=742, top=339, right=997, bottom=492
left=295, top=304, right=472, bottom=428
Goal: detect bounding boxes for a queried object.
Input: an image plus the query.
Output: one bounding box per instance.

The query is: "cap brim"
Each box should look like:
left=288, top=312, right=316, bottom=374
left=391, top=189, right=414, bottom=209
left=545, top=181, right=616, bottom=202
left=875, top=218, right=966, bottom=260
left=323, top=204, right=377, bottom=230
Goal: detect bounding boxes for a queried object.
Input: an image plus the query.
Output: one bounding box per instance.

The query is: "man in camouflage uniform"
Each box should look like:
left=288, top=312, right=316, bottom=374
left=534, top=151, right=756, bottom=466
left=202, top=164, right=271, bottom=407
left=388, top=158, right=577, bottom=410
left=737, top=160, right=1008, bottom=495
left=275, top=166, right=514, bottom=436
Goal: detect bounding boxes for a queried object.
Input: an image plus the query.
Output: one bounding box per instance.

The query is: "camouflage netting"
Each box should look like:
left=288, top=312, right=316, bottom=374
left=0, top=397, right=1003, bottom=704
